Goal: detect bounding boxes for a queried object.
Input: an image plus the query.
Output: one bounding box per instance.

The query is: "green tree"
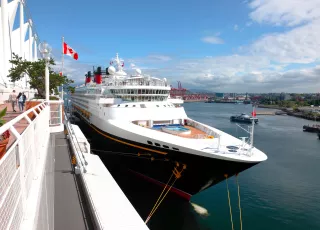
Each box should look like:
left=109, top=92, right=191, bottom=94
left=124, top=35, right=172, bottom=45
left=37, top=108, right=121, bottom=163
left=66, top=86, right=75, bottom=94
left=8, top=53, right=74, bottom=98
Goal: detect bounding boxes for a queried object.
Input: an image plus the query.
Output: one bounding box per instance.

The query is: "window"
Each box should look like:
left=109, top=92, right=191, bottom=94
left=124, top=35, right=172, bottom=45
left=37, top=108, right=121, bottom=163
left=125, top=105, right=128, bottom=107
left=172, top=147, right=179, bottom=151
left=156, top=105, right=159, bottom=107
left=117, top=104, right=120, bottom=107
left=155, top=143, right=161, bottom=147
left=147, top=141, right=153, bottom=145
left=140, top=104, right=146, bottom=108
left=163, top=145, right=169, bottom=149
left=133, top=105, right=136, bottom=107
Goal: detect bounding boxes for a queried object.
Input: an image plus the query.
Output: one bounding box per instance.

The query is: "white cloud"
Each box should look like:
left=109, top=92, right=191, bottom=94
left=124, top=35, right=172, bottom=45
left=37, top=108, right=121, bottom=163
left=59, top=0, right=320, bottom=93
left=249, top=19, right=320, bottom=64
left=201, top=35, right=224, bottom=44
left=249, top=0, right=320, bottom=27
left=54, top=60, right=93, bottom=84
left=147, top=55, right=172, bottom=61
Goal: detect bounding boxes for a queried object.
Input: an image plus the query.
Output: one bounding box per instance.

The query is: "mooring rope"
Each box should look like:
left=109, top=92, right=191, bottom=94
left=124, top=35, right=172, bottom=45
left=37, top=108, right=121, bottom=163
left=236, top=174, right=243, bottom=230
left=225, top=174, right=234, bottom=230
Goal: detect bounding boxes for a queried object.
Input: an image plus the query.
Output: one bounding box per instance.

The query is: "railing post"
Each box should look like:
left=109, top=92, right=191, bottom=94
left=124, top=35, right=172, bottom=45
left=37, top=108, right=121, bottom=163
left=60, top=101, right=63, bottom=125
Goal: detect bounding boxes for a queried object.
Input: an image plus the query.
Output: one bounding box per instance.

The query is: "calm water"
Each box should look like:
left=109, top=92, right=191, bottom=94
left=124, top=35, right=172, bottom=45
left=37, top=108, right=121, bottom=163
left=91, top=102, right=320, bottom=230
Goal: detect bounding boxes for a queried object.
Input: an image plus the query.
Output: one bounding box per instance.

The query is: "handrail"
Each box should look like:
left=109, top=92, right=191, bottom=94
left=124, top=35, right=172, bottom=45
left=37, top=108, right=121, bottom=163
left=65, top=116, right=88, bottom=173
left=0, top=102, right=46, bottom=136
left=63, top=114, right=104, bottom=229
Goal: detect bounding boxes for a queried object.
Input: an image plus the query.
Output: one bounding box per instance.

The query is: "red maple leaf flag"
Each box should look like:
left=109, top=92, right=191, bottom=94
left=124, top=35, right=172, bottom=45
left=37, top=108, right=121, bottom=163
left=63, top=42, right=78, bottom=60
left=251, top=108, right=257, bottom=117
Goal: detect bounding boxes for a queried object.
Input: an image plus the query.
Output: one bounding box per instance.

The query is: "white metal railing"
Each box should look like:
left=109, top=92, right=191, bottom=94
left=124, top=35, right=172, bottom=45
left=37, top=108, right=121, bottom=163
left=49, top=100, right=63, bottom=125
left=64, top=115, right=104, bottom=229
left=49, top=100, right=64, bottom=133
left=65, top=116, right=88, bottom=174
left=0, top=100, right=64, bottom=230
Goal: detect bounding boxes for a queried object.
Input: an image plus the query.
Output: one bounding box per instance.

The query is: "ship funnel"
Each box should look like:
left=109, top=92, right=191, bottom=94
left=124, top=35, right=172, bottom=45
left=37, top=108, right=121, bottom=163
left=95, top=66, right=102, bottom=84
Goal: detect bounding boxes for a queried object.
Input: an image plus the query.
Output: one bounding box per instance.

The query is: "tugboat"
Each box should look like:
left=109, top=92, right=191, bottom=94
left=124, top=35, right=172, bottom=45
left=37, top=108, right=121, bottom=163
left=302, top=124, right=320, bottom=133
left=230, top=113, right=258, bottom=124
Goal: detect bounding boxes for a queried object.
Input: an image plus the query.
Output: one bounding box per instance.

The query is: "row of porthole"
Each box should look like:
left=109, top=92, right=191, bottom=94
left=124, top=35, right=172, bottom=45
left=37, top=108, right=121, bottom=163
left=147, top=141, right=179, bottom=151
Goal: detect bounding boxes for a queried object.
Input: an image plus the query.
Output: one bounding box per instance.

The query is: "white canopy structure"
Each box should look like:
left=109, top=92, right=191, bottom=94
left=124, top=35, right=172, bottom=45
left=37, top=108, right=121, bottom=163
left=0, top=0, right=38, bottom=102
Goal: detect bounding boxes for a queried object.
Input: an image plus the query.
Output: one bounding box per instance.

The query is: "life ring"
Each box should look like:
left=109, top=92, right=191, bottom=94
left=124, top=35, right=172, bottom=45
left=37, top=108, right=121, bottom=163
left=207, top=135, right=214, bottom=139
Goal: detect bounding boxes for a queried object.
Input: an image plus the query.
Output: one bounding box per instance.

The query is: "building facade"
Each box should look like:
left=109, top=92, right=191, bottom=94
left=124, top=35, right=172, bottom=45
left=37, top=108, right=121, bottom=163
left=0, top=0, right=37, bottom=103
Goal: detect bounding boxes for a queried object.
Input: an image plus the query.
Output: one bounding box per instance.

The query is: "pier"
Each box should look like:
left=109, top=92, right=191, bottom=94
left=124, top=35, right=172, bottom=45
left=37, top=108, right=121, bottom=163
left=256, top=111, right=275, bottom=115
left=0, top=100, right=149, bottom=230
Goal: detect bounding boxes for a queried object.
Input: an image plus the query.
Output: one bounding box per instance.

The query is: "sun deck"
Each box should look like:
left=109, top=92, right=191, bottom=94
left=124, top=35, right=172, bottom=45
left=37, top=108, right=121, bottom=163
left=153, top=125, right=209, bottom=139
left=132, top=118, right=217, bottom=139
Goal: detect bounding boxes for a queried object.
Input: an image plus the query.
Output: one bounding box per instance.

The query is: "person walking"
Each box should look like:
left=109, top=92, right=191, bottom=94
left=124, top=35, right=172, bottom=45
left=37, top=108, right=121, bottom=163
left=9, top=90, right=17, bottom=112
left=17, top=92, right=24, bottom=112
left=22, top=93, right=27, bottom=109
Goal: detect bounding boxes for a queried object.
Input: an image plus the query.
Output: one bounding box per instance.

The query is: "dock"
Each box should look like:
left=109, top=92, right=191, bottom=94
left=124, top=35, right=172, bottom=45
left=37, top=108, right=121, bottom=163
left=256, top=111, right=275, bottom=115
left=0, top=100, right=149, bottom=230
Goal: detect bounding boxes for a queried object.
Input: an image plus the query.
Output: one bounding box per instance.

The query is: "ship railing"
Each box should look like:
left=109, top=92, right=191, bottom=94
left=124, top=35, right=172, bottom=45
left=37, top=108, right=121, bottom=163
left=185, top=119, right=221, bottom=148
left=105, top=79, right=169, bottom=87
left=0, top=100, right=64, bottom=230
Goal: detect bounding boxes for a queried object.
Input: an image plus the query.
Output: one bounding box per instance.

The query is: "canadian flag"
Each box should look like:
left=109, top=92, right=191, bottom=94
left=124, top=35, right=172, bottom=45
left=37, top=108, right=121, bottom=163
left=251, top=108, right=257, bottom=117
left=63, top=42, right=78, bottom=60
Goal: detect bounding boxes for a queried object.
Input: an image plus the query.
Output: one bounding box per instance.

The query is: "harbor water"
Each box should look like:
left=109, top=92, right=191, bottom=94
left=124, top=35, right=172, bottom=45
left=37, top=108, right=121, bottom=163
left=85, top=102, right=320, bottom=230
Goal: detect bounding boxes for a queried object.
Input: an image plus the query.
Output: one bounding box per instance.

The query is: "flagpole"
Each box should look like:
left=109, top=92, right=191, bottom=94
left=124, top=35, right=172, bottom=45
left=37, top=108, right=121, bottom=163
left=61, top=36, right=64, bottom=101
left=250, top=104, right=255, bottom=149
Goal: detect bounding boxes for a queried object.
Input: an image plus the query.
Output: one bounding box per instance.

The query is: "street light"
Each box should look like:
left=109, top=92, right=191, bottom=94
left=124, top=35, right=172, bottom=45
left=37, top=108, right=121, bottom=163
left=38, top=41, right=52, bottom=101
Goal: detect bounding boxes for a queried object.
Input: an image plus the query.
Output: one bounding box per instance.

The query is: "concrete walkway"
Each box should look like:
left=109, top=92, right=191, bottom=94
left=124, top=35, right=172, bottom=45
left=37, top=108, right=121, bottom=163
left=53, top=132, right=94, bottom=230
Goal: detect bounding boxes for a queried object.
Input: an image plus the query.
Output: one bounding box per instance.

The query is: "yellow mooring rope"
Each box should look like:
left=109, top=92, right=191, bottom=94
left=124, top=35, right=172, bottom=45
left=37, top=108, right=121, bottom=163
left=225, top=174, right=234, bottom=230
left=145, top=173, right=174, bottom=224
left=236, top=174, right=243, bottom=230
left=145, top=164, right=186, bottom=224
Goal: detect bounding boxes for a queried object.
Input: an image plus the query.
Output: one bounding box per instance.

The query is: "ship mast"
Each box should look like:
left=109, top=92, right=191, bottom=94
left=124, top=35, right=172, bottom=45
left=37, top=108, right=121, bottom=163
left=250, top=104, right=256, bottom=148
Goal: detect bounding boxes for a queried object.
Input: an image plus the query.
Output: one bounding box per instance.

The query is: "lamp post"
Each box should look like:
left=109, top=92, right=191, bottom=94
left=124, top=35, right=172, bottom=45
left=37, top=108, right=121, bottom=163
left=38, top=41, right=52, bottom=101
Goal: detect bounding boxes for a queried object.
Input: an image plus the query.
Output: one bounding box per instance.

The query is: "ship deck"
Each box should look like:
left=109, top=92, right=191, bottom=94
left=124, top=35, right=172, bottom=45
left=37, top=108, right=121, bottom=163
left=152, top=125, right=208, bottom=139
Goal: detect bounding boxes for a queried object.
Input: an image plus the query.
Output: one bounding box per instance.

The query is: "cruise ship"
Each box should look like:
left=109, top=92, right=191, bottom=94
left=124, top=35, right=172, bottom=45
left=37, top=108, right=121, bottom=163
left=71, top=53, right=268, bottom=200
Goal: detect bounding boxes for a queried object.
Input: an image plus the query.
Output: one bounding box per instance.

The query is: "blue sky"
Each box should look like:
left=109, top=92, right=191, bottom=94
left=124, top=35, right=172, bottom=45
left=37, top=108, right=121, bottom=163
left=26, top=0, right=320, bottom=93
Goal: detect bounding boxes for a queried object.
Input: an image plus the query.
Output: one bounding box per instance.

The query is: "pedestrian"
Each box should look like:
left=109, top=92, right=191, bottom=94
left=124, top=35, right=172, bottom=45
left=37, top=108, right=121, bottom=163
left=22, top=92, right=27, bottom=109
left=9, top=90, right=17, bottom=112
left=17, top=92, right=24, bottom=112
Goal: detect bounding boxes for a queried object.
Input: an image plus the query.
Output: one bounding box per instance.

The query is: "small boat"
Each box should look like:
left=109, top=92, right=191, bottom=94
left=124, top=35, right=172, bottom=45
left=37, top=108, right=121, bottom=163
left=303, top=124, right=320, bottom=133
left=230, top=113, right=258, bottom=124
